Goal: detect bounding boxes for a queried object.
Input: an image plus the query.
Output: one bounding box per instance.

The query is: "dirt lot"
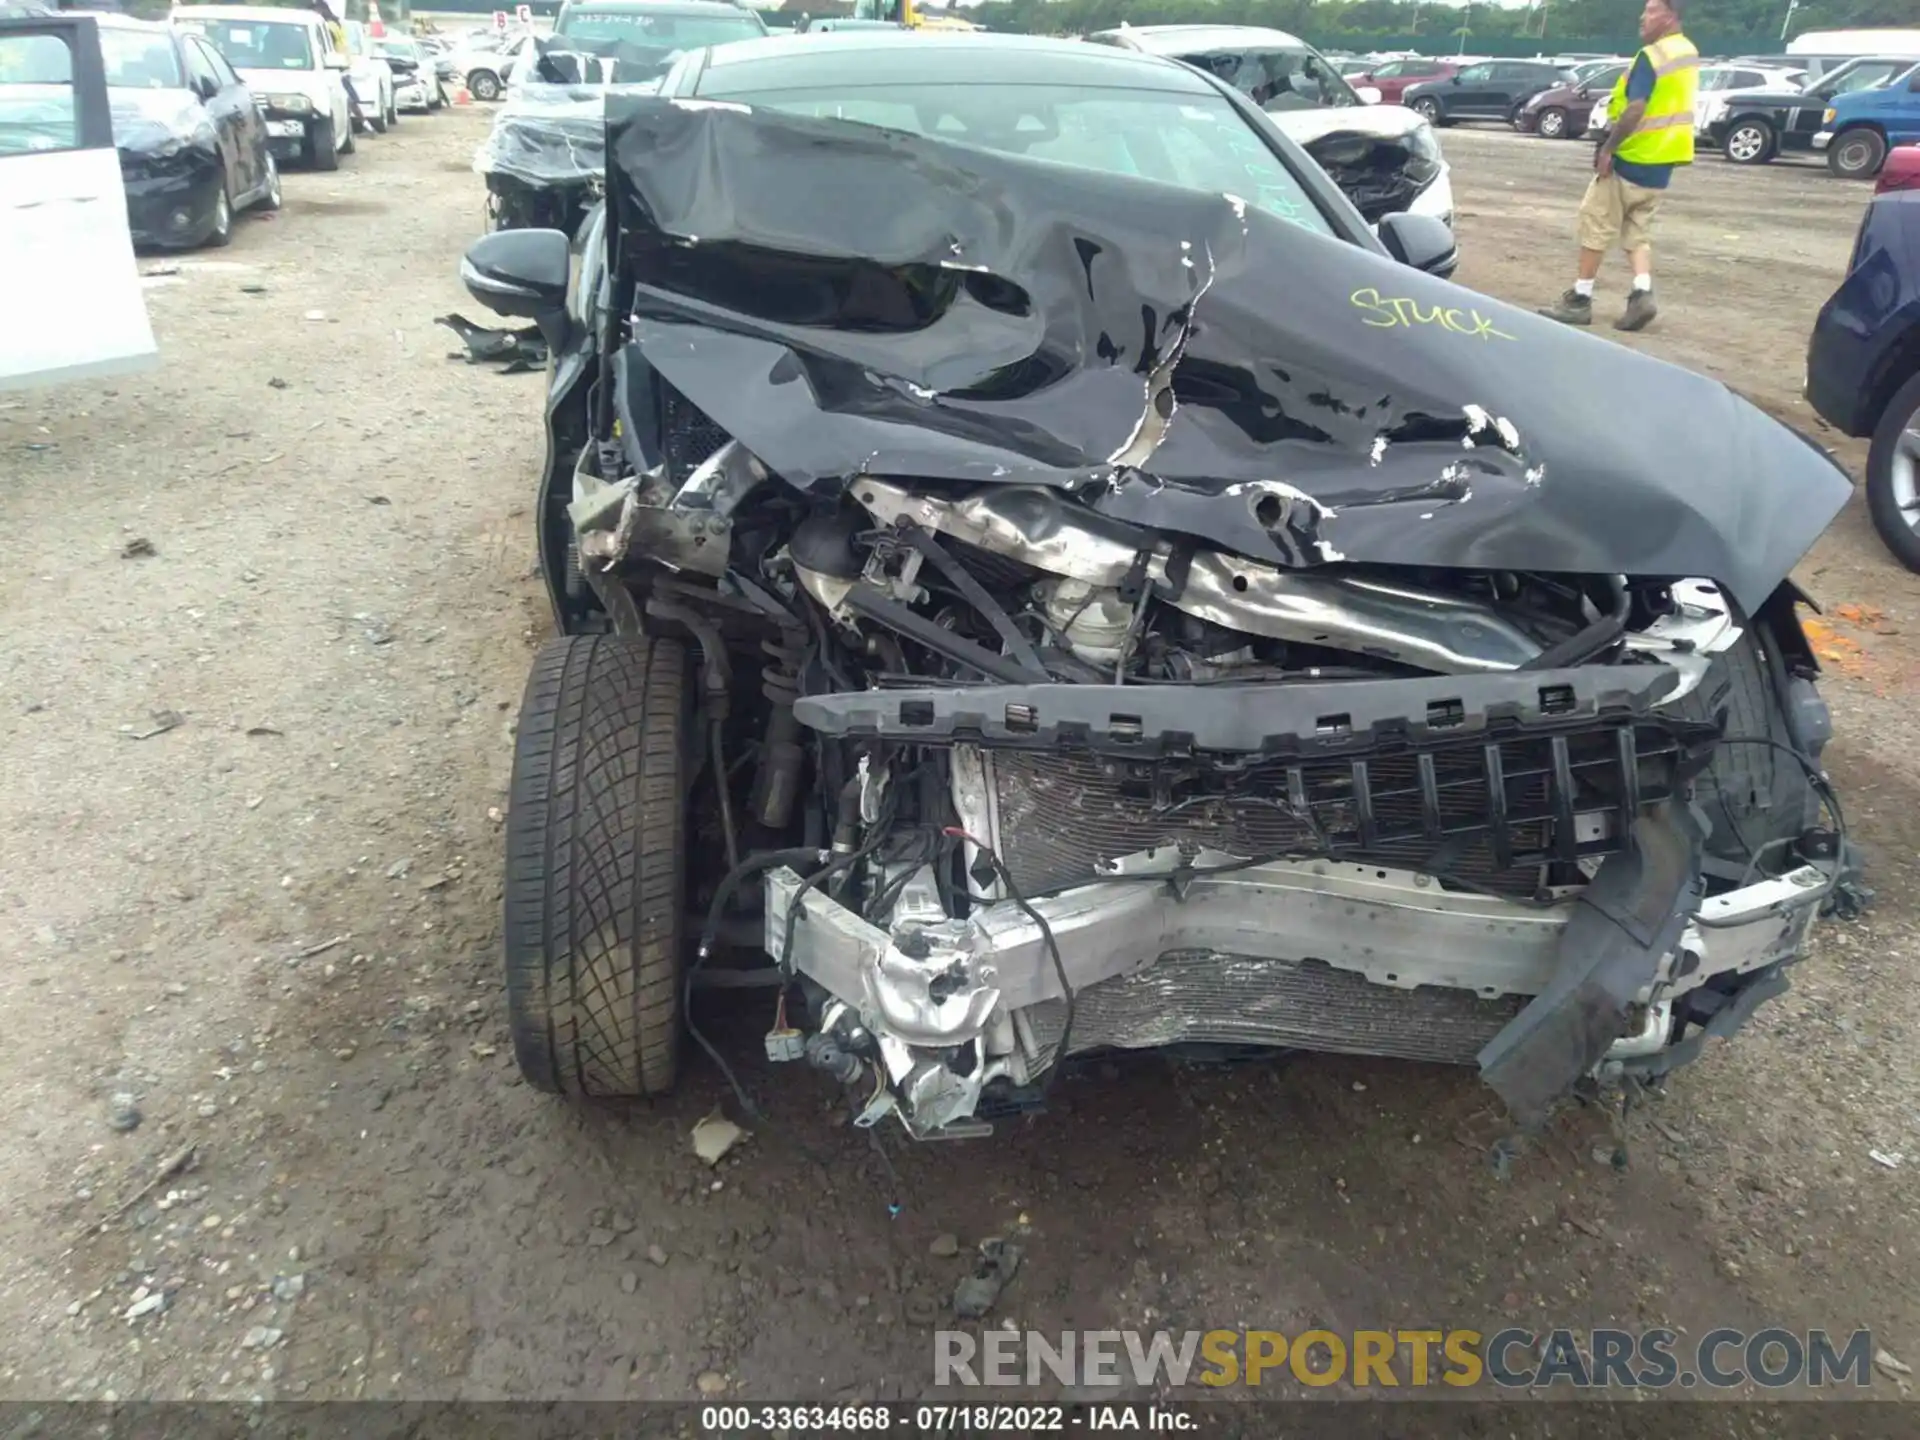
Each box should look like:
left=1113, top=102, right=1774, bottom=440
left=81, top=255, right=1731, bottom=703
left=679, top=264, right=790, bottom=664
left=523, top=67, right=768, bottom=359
left=2, top=108, right=1917, bottom=1411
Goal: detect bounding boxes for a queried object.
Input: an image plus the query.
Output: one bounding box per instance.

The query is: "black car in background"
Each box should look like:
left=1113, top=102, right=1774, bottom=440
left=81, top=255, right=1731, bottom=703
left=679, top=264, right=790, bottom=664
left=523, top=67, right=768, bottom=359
left=1711, top=55, right=1917, bottom=165
left=92, top=12, right=278, bottom=246
left=1806, top=146, right=1920, bottom=569
left=1402, top=58, right=1567, bottom=127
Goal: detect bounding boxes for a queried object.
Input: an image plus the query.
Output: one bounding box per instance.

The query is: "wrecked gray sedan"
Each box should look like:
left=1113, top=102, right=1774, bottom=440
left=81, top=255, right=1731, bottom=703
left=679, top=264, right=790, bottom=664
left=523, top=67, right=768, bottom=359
left=461, top=33, right=1858, bottom=1140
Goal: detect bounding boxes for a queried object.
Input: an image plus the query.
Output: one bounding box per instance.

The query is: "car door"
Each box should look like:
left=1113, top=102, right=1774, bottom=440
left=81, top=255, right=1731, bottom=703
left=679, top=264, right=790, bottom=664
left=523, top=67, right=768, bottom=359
left=1496, top=64, right=1550, bottom=117
left=1447, top=62, right=1500, bottom=117
left=179, top=34, right=240, bottom=198
left=1886, top=67, right=1920, bottom=146
left=192, top=35, right=264, bottom=199
left=0, top=12, right=156, bottom=390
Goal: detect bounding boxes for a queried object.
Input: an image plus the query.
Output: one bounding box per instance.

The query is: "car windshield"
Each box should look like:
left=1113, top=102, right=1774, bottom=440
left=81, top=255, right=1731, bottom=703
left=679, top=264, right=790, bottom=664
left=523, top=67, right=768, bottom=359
left=100, top=29, right=183, bottom=89
left=182, top=19, right=315, bottom=71
left=704, top=81, right=1336, bottom=237
left=1822, top=59, right=1909, bottom=95
left=557, top=10, right=765, bottom=49
left=1169, top=45, right=1360, bottom=110
left=376, top=38, right=419, bottom=60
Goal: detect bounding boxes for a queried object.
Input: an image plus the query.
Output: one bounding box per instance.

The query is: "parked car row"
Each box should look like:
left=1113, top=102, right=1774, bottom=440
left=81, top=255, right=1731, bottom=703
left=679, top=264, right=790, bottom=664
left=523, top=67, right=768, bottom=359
left=0, top=4, right=449, bottom=267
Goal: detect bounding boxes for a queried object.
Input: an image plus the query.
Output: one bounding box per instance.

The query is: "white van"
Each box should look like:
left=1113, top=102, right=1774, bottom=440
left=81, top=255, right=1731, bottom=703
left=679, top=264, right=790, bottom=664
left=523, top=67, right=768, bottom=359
left=1787, top=29, right=1920, bottom=59
left=174, top=4, right=355, bottom=169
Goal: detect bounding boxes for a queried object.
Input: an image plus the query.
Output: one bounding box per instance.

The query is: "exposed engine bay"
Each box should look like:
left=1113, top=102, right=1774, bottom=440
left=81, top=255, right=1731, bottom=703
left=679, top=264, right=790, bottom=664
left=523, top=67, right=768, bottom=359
left=514, top=96, right=1863, bottom=1140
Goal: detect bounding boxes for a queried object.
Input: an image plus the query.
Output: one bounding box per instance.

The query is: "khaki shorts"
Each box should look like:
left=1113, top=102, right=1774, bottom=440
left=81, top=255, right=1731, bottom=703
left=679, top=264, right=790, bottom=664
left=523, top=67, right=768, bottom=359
left=1576, top=172, right=1661, bottom=254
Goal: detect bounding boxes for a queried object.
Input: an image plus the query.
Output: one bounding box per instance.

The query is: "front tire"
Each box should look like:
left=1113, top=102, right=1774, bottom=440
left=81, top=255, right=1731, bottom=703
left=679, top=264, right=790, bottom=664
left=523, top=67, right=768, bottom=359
left=257, top=152, right=282, bottom=211
left=1866, top=371, right=1920, bottom=573
left=1828, top=127, right=1887, bottom=181
left=1723, top=118, right=1774, bottom=165
left=203, top=181, right=233, bottom=248
left=307, top=118, right=339, bottom=171
left=469, top=67, right=501, bottom=102
left=1537, top=106, right=1568, bottom=140
left=504, top=634, right=689, bottom=1098
left=1411, top=96, right=1443, bottom=124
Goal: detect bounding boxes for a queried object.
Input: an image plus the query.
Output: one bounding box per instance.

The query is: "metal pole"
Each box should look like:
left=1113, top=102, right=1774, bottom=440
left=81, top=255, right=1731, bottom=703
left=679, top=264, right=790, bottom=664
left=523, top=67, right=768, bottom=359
left=1779, top=0, right=1797, bottom=44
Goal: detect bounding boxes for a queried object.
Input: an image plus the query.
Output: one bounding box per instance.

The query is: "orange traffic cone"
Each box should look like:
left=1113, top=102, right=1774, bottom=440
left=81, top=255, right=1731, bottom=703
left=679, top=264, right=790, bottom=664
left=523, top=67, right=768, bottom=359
left=368, top=1, right=385, bottom=38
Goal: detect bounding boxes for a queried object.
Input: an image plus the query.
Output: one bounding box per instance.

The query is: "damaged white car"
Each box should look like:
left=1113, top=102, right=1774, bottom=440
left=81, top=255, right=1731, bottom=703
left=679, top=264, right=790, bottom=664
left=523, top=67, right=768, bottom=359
left=461, top=33, right=1860, bottom=1141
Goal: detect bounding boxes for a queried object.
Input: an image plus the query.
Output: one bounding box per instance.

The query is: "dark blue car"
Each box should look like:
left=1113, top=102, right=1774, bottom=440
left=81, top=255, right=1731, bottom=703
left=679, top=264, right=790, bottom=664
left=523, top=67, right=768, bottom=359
left=1807, top=144, right=1920, bottom=569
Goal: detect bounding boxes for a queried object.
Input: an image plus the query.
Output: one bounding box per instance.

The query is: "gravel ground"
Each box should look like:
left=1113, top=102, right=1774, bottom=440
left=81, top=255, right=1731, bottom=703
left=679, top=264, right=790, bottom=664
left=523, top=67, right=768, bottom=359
left=0, top=108, right=1915, bottom=1408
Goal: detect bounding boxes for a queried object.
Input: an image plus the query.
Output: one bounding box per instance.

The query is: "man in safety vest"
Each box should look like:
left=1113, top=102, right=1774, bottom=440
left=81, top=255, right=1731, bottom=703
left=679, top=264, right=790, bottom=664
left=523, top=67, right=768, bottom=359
left=1539, top=0, right=1697, bottom=332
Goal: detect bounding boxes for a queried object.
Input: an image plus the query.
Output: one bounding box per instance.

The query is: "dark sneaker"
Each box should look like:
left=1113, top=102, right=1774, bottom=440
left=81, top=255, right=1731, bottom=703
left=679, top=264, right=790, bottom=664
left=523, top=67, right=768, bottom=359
left=1615, top=289, right=1658, bottom=332
left=1538, top=288, right=1593, bottom=325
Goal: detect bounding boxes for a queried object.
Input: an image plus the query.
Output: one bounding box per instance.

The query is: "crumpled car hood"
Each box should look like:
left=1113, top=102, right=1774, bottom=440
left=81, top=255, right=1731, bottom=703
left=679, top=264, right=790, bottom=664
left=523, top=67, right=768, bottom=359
left=604, top=95, right=1849, bottom=612
left=110, top=88, right=204, bottom=150
left=1266, top=102, right=1426, bottom=144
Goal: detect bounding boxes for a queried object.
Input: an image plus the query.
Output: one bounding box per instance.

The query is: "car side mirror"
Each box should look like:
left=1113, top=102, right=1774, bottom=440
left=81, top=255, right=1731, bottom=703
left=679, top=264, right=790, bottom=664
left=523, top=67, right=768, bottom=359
left=1377, top=212, right=1459, bottom=280
left=1450, top=74, right=1462, bottom=84
left=193, top=74, right=219, bottom=101
left=462, top=228, right=570, bottom=346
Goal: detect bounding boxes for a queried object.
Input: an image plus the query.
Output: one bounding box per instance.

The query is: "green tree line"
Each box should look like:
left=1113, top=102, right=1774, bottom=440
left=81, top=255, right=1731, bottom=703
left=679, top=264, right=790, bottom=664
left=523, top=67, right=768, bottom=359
left=981, top=0, right=1920, bottom=54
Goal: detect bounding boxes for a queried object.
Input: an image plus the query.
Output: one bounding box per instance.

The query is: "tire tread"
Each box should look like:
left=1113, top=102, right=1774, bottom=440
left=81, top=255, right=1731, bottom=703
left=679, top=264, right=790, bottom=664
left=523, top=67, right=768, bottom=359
left=504, top=634, right=686, bottom=1097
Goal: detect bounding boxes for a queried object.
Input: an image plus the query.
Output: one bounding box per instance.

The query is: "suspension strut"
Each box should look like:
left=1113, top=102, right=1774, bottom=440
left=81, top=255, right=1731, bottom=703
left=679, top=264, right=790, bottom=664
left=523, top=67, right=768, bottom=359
left=752, top=624, right=807, bottom=829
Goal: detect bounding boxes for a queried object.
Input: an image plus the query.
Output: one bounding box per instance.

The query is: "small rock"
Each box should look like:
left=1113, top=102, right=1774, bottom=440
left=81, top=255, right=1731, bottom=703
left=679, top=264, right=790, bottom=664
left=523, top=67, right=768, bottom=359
left=385, top=858, right=411, bottom=880
left=267, top=377, right=289, bottom=390
left=124, top=1293, right=166, bottom=1322
left=611, top=1212, right=636, bottom=1234
left=303, top=309, right=326, bottom=322
left=695, top=1371, right=727, bottom=1397
left=953, top=1239, right=1022, bottom=1320
left=106, top=1093, right=142, bottom=1133
left=1876, top=1349, right=1913, bottom=1379
left=120, top=537, right=157, bottom=560
left=586, top=1228, right=615, bottom=1248
left=692, top=1110, right=745, bottom=1166
left=647, top=1244, right=669, bottom=1267
left=270, top=1275, right=305, bottom=1302
left=240, top=1326, right=282, bottom=1351
left=928, top=1233, right=960, bottom=1259
left=620, top=1272, right=638, bottom=1295
left=197, top=1103, right=218, bottom=1119
left=1351, top=1080, right=1367, bottom=1092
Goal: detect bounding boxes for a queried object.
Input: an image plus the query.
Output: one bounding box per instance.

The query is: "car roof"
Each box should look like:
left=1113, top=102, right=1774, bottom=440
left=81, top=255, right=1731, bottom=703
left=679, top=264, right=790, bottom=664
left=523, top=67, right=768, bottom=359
left=75, top=11, right=172, bottom=33
left=565, top=0, right=754, bottom=11
left=1091, top=25, right=1311, bottom=53
left=695, top=31, right=1218, bottom=95
left=174, top=5, right=322, bottom=21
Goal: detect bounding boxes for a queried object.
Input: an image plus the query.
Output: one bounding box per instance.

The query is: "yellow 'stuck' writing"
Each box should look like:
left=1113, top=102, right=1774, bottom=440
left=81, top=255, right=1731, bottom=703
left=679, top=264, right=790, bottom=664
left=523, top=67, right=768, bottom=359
left=1351, top=287, right=1516, bottom=341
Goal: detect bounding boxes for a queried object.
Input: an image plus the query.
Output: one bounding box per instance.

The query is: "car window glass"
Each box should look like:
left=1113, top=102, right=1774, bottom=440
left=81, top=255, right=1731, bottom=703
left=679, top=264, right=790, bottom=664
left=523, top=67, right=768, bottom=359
left=102, top=28, right=184, bottom=89
left=1173, top=46, right=1356, bottom=111
left=198, top=40, right=241, bottom=88
left=182, top=37, right=220, bottom=93
left=1373, top=62, right=1403, bottom=78
left=1454, top=63, right=1491, bottom=83
left=1829, top=61, right=1903, bottom=95
left=731, top=83, right=1336, bottom=237
left=184, top=19, right=317, bottom=72
left=0, top=31, right=77, bottom=154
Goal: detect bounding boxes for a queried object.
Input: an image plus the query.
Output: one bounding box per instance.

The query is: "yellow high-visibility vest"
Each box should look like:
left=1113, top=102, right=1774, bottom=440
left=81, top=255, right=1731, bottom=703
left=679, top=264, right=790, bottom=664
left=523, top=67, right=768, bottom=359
left=1607, top=33, right=1700, bottom=166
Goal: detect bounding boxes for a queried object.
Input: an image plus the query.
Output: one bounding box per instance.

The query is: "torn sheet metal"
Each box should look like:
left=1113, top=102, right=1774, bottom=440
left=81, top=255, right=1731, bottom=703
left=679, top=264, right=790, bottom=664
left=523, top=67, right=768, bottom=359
left=436, top=313, right=549, bottom=371
left=602, top=95, right=1849, bottom=612
left=474, top=79, right=660, bottom=189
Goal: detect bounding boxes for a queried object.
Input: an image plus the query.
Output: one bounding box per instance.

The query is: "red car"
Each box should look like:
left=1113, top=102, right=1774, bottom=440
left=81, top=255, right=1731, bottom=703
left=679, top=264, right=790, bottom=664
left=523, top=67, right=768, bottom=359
left=1353, top=56, right=1460, bottom=104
